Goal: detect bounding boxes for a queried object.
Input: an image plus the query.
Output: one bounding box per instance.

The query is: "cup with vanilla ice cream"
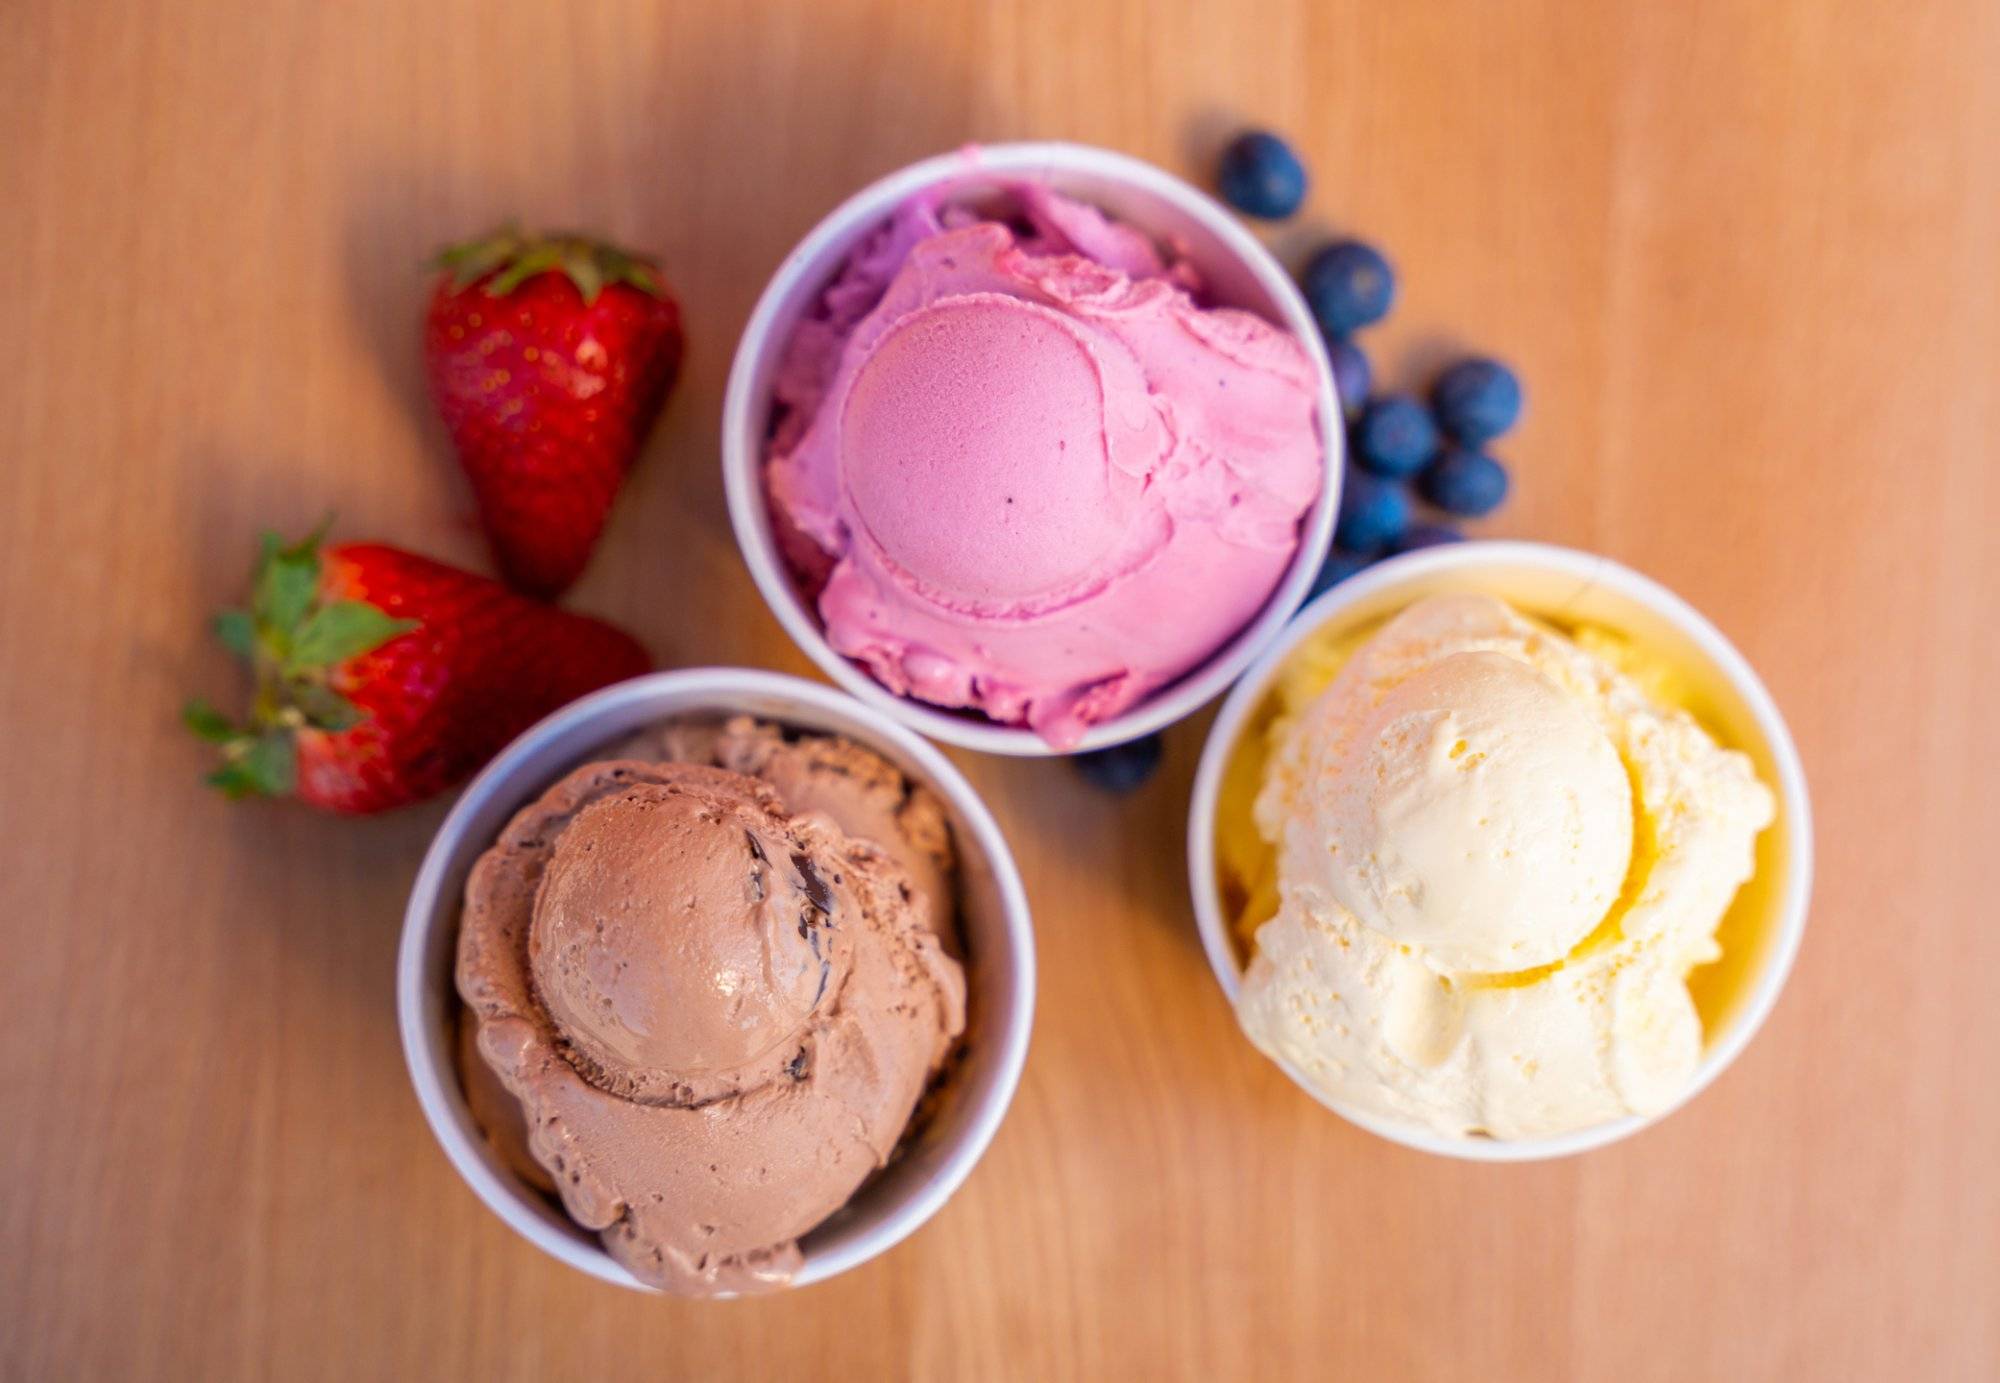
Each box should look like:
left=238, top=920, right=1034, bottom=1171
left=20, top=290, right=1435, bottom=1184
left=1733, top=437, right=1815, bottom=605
left=1188, top=542, right=1811, bottom=1159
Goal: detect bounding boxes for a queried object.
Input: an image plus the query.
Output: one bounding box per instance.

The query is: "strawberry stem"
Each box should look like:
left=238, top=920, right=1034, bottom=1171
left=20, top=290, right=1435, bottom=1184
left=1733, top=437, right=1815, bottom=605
left=431, top=225, right=664, bottom=304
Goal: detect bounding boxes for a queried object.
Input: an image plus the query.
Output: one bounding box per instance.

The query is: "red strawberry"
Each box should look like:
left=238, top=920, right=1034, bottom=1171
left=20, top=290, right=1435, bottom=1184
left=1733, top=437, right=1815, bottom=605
left=186, top=524, right=651, bottom=813
left=424, top=226, right=685, bottom=597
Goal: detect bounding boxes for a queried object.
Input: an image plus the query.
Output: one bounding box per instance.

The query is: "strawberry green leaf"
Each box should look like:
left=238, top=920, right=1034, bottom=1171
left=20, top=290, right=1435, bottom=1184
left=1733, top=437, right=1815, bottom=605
left=293, top=683, right=362, bottom=732
left=204, top=730, right=296, bottom=799
left=435, top=227, right=512, bottom=268
left=284, top=514, right=334, bottom=561
left=212, top=608, right=256, bottom=659
left=182, top=698, right=238, bottom=742
left=434, top=224, right=525, bottom=289
left=246, top=731, right=297, bottom=794
left=204, top=764, right=255, bottom=798
left=254, top=547, right=320, bottom=643
left=435, top=226, right=666, bottom=302
left=488, top=244, right=564, bottom=296
left=449, top=247, right=513, bottom=290
left=446, top=244, right=517, bottom=290
left=611, top=260, right=661, bottom=296
left=286, top=601, right=417, bottom=671
left=564, top=250, right=605, bottom=305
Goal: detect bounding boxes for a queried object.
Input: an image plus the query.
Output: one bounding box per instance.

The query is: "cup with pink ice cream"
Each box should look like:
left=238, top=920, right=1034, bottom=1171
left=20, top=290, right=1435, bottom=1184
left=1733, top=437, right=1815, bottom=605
left=725, top=144, right=1342, bottom=754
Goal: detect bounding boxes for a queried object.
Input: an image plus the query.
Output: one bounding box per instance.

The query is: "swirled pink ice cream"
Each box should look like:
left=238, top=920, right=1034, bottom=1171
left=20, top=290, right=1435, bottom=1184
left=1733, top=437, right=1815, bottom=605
left=765, top=183, right=1324, bottom=748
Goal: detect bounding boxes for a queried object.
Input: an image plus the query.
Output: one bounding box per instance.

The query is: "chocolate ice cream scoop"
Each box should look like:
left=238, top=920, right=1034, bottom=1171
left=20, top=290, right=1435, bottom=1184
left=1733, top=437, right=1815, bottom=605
left=457, top=757, right=964, bottom=1295
left=529, top=779, right=849, bottom=1105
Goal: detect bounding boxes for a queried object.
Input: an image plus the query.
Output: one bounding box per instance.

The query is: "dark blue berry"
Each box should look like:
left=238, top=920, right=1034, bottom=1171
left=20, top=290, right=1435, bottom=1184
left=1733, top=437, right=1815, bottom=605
left=1419, top=447, right=1510, bottom=518
left=1308, top=548, right=1374, bottom=598
left=1301, top=240, right=1395, bottom=337
left=1431, top=358, right=1523, bottom=444
left=1334, top=468, right=1411, bottom=552
left=1326, top=338, right=1371, bottom=421
left=1393, top=523, right=1465, bottom=553
left=1353, top=394, right=1440, bottom=478
left=1073, top=733, right=1165, bottom=792
left=1217, top=131, right=1308, bottom=220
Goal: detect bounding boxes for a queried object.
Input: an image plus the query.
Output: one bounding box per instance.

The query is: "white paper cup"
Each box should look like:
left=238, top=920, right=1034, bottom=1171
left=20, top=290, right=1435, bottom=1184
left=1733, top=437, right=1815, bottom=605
left=723, top=141, right=1343, bottom=757
left=1187, top=541, right=1813, bottom=1161
left=398, top=669, right=1035, bottom=1291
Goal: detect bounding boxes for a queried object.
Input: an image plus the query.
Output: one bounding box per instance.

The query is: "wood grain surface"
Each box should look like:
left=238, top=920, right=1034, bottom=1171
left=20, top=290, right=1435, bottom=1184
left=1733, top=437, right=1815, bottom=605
left=2, top=1, right=1995, bottom=1378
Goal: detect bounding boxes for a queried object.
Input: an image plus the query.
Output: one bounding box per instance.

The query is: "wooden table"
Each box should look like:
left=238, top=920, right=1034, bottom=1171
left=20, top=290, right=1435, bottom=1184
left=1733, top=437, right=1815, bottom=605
left=3, top=1, right=1995, bottom=1377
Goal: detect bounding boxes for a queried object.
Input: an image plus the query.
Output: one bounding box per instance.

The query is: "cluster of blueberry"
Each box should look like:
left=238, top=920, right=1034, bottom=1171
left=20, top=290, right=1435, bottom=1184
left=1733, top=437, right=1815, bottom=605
left=1073, top=132, right=1525, bottom=792
left=1217, top=130, right=1523, bottom=598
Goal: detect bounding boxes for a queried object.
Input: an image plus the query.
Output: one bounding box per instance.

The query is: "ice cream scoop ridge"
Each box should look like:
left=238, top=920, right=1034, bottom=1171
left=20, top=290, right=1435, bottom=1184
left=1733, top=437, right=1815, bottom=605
left=457, top=738, right=965, bottom=1294
left=766, top=183, right=1323, bottom=748
left=1237, top=594, right=1775, bottom=1140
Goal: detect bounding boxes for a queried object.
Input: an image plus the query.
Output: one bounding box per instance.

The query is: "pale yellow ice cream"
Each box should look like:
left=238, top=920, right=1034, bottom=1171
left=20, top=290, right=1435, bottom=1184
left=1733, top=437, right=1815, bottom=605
left=1234, top=593, right=1775, bottom=1140
left=1297, top=647, right=1634, bottom=972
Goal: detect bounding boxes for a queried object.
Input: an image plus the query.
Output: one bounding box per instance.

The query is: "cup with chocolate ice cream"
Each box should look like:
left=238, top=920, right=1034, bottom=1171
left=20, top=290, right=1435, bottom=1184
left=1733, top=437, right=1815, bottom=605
left=399, top=670, right=1033, bottom=1294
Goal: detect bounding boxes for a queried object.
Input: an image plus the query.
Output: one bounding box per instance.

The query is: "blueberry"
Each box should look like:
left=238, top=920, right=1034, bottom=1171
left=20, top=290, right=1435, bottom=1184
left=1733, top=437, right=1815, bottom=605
left=1431, top=357, right=1523, bottom=443
left=1308, top=548, right=1374, bottom=598
left=1326, top=338, right=1371, bottom=421
left=1353, top=394, right=1440, bottom=478
left=1419, top=447, right=1510, bottom=517
left=1217, top=131, right=1309, bottom=220
left=1301, top=240, right=1395, bottom=337
left=1392, top=523, right=1465, bottom=553
left=1334, top=468, right=1411, bottom=552
left=1073, top=733, right=1164, bottom=792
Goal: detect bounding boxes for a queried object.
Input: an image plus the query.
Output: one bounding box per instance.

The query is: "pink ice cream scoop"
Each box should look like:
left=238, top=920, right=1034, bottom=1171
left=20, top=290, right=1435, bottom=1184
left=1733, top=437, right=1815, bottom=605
left=765, top=185, right=1324, bottom=749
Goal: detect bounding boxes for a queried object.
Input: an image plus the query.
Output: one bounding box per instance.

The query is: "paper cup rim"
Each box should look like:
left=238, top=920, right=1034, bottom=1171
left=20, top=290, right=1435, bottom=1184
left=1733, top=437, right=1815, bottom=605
left=722, top=140, right=1342, bottom=758
left=397, top=668, right=1036, bottom=1289
left=1186, top=540, right=1814, bottom=1161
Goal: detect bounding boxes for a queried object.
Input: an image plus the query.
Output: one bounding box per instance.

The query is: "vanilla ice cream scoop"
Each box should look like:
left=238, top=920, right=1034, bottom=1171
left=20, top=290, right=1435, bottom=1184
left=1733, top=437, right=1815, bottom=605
left=1307, top=648, right=1633, bottom=972
left=1240, top=593, right=1775, bottom=1141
